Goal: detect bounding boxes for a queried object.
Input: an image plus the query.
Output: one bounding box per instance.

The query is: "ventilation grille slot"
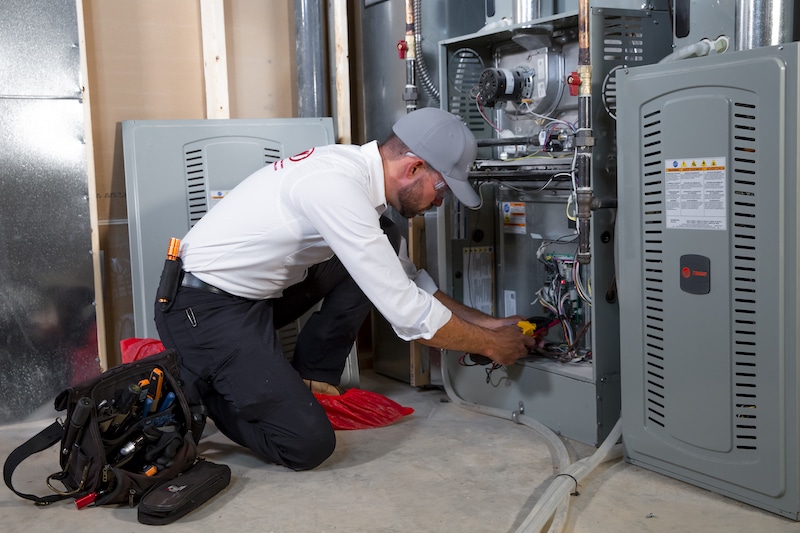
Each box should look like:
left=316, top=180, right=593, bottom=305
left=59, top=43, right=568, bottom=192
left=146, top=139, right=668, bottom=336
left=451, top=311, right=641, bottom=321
left=731, top=100, right=759, bottom=451
left=184, top=148, right=208, bottom=227
left=264, top=146, right=281, bottom=164
left=184, top=139, right=283, bottom=228
left=600, top=12, right=669, bottom=120
left=447, top=48, right=488, bottom=138
left=602, top=15, right=646, bottom=64
left=601, top=65, right=622, bottom=120
left=639, top=108, right=666, bottom=428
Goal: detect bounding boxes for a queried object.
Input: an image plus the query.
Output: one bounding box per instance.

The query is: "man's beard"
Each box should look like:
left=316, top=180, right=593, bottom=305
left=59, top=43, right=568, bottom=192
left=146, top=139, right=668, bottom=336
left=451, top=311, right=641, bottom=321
left=396, top=178, right=428, bottom=218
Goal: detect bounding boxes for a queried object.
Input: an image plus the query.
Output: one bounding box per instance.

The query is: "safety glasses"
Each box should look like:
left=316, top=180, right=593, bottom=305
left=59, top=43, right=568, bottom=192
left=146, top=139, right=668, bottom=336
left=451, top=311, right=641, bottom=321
left=407, top=152, right=451, bottom=201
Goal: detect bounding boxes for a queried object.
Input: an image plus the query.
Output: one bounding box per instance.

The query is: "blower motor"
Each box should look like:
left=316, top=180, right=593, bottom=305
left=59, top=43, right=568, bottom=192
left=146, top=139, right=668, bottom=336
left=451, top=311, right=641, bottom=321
left=477, top=66, right=535, bottom=107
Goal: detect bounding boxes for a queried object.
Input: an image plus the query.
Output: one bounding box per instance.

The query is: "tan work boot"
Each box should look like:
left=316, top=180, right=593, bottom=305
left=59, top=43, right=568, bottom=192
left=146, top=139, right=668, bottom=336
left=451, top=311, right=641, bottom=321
left=303, top=379, right=342, bottom=396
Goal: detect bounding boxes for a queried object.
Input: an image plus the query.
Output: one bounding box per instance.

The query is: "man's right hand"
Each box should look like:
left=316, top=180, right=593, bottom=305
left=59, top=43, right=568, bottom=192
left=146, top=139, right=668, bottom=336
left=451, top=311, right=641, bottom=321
left=481, top=323, right=538, bottom=366
left=422, top=314, right=539, bottom=366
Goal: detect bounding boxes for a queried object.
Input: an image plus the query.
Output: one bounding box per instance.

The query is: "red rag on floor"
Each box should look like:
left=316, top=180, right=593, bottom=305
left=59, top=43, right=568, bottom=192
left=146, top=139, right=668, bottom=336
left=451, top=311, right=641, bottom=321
left=120, top=337, right=166, bottom=364
left=314, top=388, right=414, bottom=430
left=119, top=338, right=414, bottom=430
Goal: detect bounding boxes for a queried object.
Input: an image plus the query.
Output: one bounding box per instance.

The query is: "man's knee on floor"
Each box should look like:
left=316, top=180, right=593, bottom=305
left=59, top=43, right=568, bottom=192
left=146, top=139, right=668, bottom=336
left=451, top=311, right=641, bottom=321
left=275, top=423, right=336, bottom=471
left=244, top=404, right=336, bottom=470
left=288, top=431, right=336, bottom=471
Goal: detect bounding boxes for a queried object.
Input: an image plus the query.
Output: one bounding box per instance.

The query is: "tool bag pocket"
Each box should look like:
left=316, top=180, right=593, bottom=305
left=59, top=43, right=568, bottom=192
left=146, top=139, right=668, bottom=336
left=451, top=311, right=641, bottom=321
left=137, top=458, right=231, bottom=525
left=4, top=350, right=200, bottom=508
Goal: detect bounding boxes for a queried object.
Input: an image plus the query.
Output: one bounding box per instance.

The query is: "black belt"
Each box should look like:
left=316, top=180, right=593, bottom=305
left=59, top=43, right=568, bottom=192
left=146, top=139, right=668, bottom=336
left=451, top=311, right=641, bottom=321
left=181, top=272, right=234, bottom=297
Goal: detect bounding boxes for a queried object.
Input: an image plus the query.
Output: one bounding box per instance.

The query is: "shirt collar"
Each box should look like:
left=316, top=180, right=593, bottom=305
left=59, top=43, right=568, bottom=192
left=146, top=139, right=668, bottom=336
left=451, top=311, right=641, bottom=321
left=361, top=141, right=388, bottom=214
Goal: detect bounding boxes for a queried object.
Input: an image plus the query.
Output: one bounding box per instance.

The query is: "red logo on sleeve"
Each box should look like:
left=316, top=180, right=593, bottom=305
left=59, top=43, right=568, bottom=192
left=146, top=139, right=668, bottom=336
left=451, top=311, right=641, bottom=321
left=289, top=148, right=314, bottom=162
left=273, top=148, right=315, bottom=171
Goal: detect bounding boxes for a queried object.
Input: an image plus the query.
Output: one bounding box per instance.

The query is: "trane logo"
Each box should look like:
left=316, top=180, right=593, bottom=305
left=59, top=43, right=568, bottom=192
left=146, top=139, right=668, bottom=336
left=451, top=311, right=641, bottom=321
left=681, top=267, right=707, bottom=278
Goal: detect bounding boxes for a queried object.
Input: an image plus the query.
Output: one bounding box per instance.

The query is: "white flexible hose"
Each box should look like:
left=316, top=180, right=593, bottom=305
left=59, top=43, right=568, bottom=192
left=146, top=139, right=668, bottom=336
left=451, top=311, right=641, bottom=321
left=440, top=357, right=571, bottom=471
left=545, top=442, right=625, bottom=533
left=515, top=418, right=623, bottom=533
left=659, top=40, right=711, bottom=62
left=440, top=357, right=622, bottom=533
left=659, top=36, right=730, bottom=64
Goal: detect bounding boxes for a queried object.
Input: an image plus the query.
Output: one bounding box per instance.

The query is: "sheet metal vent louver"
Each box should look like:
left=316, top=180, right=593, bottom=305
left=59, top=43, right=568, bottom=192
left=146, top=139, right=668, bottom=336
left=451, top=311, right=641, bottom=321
left=600, top=14, right=647, bottom=120
left=730, top=100, right=759, bottom=452
left=184, top=147, right=208, bottom=227
left=447, top=48, right=487, bottom=136
left=639, top=108, right=666, bottom=429
left=183, top=138, right=283, bottom=227
left=602, top=15, right=646, bottom=63
left=264, top=145, right=281, bottom=165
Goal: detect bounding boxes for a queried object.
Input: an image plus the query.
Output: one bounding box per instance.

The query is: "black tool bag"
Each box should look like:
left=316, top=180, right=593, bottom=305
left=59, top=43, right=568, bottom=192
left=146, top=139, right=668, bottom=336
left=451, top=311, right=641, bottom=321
left=3, top=350, right=207, bottom=509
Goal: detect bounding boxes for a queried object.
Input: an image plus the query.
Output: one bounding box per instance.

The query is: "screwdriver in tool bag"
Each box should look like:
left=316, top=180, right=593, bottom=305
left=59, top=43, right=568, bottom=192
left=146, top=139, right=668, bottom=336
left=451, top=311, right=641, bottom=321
left=105, top=383, right=141, bottom=437
left=112, top=433, right=148, bottom=466
left=138, top=376, right=152, bottom=418
left=147, top=368, right=165, bottom=414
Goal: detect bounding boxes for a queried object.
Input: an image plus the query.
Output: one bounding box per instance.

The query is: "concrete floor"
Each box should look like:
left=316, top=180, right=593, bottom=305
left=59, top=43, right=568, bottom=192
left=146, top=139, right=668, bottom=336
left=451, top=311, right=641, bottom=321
left=1, top=370, right=798, bottom=532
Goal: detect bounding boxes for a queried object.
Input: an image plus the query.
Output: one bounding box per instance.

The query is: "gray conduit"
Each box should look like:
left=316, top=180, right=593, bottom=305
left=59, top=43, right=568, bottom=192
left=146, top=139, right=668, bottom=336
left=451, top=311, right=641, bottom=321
left=413, top=0, right=439, bottom=106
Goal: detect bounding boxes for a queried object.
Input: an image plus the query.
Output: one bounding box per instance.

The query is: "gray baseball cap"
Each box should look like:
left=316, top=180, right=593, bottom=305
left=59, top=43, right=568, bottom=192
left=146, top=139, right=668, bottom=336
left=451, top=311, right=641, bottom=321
left=392, top=107, right=480, bottom=208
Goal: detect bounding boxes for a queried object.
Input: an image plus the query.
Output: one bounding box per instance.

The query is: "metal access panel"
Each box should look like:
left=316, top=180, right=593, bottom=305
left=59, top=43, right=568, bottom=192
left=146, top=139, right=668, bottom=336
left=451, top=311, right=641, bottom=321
left=617, top=43, right=800, bottom=519
left=123, top=118, right=335, bottom=340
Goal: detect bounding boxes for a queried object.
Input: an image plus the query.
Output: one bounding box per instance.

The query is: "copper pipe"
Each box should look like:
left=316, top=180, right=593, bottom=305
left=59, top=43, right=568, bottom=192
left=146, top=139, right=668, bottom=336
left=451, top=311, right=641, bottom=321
left=578, top=0, right=590, bottom=66
left=403, top=0, right=418, bottom=112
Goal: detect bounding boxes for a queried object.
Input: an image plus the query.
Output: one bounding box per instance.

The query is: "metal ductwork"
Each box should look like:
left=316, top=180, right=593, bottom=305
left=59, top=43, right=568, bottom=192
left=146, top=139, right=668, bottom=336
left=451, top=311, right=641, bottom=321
left=513, top=0, right=541, bottom=24
left=294, top=0, right=328, bottom=117
left=736, top=0, right=797, bottom=51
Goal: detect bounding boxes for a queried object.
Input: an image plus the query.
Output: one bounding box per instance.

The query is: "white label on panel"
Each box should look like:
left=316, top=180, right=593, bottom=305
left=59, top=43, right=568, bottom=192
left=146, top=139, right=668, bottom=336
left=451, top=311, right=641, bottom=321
left=504, top=290, right=517, bottom=317
left=664, top=157, right=727, bottom=230
left=463, top=246, right=494, bottom=315
left=209, top=190, right=230, bottom=209
left=502, top=201, right=527, bottom=234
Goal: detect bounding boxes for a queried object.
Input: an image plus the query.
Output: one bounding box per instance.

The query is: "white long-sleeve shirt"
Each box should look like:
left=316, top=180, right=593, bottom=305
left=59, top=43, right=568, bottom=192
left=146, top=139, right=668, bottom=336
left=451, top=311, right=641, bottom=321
left=179, top=141, right=452, bottom=341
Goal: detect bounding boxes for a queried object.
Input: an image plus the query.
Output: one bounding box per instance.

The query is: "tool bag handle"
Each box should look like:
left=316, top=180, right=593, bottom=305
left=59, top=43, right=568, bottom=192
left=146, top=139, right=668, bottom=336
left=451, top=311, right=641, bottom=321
left=3, top=420, right=70, bottom=505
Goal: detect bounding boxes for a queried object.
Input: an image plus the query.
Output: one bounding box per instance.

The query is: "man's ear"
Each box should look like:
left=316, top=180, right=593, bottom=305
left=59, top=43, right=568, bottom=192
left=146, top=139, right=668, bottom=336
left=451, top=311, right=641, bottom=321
left=406, top=158, right=426, bottom=178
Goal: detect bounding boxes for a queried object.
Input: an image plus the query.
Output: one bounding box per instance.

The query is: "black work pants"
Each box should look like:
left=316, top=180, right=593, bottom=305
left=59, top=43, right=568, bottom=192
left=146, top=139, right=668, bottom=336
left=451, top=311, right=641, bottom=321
left=154, top=216, right=402, bottom=470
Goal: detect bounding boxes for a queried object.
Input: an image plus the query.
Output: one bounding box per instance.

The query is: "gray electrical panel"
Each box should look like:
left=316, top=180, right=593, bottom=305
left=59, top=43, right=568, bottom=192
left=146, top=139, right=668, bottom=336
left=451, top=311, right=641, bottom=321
left=123, top=118, right=335, bottom=340
left=617, top=42, right=800, bottom=519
